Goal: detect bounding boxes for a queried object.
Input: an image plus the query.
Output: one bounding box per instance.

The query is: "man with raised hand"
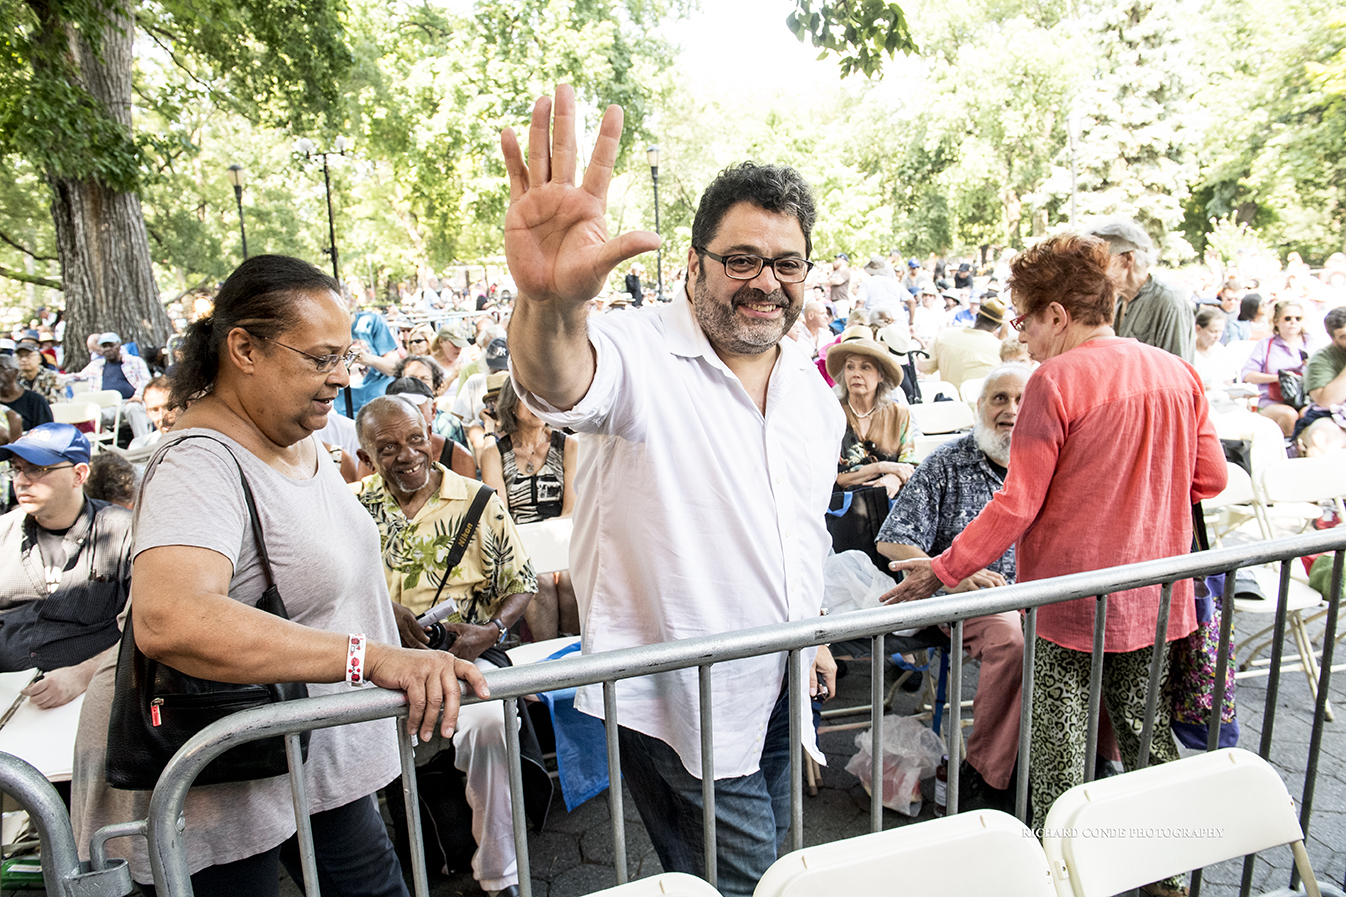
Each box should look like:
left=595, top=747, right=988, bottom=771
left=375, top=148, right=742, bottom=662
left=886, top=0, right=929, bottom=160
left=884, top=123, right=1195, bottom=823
left=500, top=85, right=843, bottom=896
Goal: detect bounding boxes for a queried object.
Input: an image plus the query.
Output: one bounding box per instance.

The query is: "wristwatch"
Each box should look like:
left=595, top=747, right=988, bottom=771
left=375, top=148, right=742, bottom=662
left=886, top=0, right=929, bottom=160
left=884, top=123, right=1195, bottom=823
left=489, top=618, right=508, bottom=645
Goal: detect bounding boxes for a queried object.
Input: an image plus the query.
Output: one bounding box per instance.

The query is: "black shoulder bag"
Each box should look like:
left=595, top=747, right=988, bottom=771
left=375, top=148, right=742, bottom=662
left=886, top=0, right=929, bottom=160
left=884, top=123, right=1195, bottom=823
left=106, top=436, right=310, bottom=790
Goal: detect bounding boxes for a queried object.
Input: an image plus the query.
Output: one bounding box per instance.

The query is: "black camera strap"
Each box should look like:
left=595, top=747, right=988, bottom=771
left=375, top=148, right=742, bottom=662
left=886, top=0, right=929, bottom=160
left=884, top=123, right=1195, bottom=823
left=430, top=483, right=495, bottom=608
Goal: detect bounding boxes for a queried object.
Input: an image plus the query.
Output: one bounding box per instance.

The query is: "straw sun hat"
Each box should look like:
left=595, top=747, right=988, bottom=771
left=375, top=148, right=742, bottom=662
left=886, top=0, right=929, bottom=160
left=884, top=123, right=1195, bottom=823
left=825, top=325, right=905, bottom=388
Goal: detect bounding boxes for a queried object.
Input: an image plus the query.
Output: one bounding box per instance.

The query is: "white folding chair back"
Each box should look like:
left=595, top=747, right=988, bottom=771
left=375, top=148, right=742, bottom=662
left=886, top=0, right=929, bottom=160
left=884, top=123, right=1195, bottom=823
left=514, top=517, right=573, bottom=575
left=756, top=810, right=1055, bottom=897
left=918, top=379, right=959, bottom=403
left=908, top=400, right=975, bottom=435
left=912, top=431, right=962, bottom=462
left=85, top=388, right=125, bottom=447
left=586, top=872, right=721, bottom=897
left=50, top=401, right=101, bottom=428
left=1042, top=748, right=1324, bottom=897
left=68, top=379, right=93, bottom=395
left=960, top=376, right=985, bottom=405
left=1253, top=453, right=1346, bottom=538
left=1202, top=462, right=1257, bottom=545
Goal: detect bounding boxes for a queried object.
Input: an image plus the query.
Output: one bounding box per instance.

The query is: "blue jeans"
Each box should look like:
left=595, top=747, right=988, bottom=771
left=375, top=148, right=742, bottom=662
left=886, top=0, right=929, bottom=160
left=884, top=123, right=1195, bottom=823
left=618, top=682, right=792, bottom=897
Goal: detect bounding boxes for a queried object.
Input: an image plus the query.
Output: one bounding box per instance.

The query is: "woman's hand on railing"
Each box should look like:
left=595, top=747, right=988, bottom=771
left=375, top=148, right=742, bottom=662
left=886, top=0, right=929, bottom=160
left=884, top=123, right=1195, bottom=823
left=365, top=642, right=490, bottom=741
left=881, top=557, right=942, bottom=604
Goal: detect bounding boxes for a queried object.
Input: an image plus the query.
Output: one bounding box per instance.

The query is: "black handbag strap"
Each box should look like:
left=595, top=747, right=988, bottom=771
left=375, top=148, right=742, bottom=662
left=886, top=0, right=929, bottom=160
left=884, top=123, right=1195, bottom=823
left=430, top=484, right=495, bottom=607
left=148, top=434, right=281, bottom=599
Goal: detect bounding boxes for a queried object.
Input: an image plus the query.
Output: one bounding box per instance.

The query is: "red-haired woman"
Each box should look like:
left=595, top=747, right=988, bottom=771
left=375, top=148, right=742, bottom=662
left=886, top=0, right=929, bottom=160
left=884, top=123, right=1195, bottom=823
left=882, top=233, right=1227, bottom=874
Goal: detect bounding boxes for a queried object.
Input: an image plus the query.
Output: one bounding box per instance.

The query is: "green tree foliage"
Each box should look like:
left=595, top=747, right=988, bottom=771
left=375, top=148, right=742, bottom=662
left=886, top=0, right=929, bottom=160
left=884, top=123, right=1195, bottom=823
left=788, top=0, right=919, bottom=77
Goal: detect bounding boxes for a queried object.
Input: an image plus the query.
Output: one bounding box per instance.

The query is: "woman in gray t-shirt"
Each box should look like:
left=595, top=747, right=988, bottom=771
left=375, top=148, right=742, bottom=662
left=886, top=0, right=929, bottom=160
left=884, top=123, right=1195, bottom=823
left=72, top=255, right=488, bottom=896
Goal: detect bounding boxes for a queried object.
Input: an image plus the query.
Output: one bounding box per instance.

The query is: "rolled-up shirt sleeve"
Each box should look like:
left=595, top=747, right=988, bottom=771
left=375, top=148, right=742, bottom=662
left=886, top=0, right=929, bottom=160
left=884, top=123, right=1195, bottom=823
left=511, top=325, right=620, bottom=434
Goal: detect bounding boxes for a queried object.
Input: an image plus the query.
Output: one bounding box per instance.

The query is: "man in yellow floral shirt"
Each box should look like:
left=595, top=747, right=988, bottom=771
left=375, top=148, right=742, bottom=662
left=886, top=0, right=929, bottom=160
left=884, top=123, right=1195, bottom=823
left=352, top=395, right=537, bottom=897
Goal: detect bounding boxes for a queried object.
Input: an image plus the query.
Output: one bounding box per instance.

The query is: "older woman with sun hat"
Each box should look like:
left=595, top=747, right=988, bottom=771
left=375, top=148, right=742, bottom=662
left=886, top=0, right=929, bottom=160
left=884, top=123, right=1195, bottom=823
left=827, top=325, right=917, bottom=498
left=823, top=326, right=917, bottom=572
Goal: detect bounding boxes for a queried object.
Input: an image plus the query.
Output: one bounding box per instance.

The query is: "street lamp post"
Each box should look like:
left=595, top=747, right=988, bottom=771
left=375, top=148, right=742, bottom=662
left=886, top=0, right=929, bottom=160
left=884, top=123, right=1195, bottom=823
left=647, top=144, right=663, bottom=302
left=294, top=136, right=350, bottom=284
left=225, top=164, right=248, bottom=260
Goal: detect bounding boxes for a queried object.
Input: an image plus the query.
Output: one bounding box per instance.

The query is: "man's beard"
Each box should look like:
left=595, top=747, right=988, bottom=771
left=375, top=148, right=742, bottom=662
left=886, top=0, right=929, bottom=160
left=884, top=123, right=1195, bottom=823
left=691, top=271, right=801, bottom=357
left=973, top=421, right=1012, bottom=467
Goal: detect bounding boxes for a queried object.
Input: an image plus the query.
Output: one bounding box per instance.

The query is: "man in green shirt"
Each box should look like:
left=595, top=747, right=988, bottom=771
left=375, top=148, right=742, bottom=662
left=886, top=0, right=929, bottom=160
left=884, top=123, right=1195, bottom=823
left=1299, top=306, right=1346, bottom=456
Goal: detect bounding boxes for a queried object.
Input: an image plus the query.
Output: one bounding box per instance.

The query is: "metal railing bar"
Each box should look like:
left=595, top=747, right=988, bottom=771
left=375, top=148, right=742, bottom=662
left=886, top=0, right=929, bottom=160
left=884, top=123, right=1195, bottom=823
left=139, top=531, right=1346, bottom=893
left=90, top=820, right=146, bottom=872
left=698, top=664, right=716, bottom=888
left=1292, top=549, right=1344, bottom=893
left=947, top=620, right=964, bottom=814
left=502, top=698, right=532, bottom=897
left=788, top=650, right=804, bottom=854
left=1241, top=558, right=1296, bottom=897
left=0, top=752, right=86, bottom=896
left=1083, top=594, right=1108, bottom=783
left=397, top=726, right=430, bottom=897
left=870, top=634, right=884, bottom=834
left=1137, top=581, right=1175, bottom=770
left=1016, top=607, right=1037, bottom=824
left=1207, top=569, right=1238, bottom=755
left=603, top=681, right=627, bottom=886
left=285, top=733, right=319, bottom=897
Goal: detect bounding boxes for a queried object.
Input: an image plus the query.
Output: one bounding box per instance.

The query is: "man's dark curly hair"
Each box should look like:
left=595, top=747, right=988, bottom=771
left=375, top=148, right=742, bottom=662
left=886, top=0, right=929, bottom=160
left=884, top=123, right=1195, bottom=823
left=690, top=162, right=817, bottom=259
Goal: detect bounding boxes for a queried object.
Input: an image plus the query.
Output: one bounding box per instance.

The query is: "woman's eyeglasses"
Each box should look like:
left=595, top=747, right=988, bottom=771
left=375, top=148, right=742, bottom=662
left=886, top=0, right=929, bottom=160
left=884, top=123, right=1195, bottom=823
left=246, top=331, right=360, bottom=374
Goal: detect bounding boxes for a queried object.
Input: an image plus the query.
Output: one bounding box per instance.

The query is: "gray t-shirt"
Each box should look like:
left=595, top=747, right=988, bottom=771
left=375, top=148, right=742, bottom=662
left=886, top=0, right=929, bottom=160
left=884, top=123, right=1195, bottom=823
left=72, top=429, right=401, bottom=882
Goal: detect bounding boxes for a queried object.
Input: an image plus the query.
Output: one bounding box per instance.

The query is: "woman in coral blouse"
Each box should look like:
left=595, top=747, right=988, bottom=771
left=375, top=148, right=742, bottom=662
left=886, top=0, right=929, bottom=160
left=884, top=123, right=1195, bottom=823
left=882, top=234, right=1227, bottom=864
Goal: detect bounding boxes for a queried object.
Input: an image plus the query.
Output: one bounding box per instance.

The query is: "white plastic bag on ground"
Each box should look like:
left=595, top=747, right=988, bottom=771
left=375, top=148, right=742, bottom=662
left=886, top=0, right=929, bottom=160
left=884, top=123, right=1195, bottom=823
left=844, top=715, right=945, bottom=816
left=823, top=550, right=893, bottom=616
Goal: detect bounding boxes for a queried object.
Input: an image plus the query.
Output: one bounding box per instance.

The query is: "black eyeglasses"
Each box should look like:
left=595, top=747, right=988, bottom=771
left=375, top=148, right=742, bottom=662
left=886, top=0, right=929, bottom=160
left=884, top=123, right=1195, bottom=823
left=695, top=248, right=813, bottom=283
left=247, top=332, right=360, bottom=374
left=10, top=462, right=74, bottom=481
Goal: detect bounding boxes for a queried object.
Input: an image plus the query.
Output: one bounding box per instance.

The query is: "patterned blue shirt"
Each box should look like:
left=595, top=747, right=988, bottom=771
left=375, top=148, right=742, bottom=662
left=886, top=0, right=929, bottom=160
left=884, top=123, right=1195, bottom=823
left=876, top=433, right=1016, bottom=583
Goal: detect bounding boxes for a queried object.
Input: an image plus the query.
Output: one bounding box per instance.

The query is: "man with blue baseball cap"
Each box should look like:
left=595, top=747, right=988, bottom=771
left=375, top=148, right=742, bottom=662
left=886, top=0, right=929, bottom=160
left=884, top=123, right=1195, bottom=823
left=0, top=423, right=133, bottom=708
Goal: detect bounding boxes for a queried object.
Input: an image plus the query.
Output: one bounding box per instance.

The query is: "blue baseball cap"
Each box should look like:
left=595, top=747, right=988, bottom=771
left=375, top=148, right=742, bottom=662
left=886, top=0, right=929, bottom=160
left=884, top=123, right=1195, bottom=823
left=0, top=423, right=92, bottom=466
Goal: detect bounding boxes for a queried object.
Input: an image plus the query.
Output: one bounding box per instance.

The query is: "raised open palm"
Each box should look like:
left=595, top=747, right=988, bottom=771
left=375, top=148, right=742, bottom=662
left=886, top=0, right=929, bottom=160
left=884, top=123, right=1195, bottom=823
left=501, top=84, right=661, bottom=307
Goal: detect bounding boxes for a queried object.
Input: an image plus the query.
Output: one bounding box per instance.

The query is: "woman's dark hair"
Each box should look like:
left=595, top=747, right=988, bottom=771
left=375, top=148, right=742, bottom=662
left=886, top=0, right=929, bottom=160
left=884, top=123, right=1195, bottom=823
left=494, top=377, right=522, bottom=436
left=1009, top=233, right=1115, bottom=327
left=1195, top=305, right=1225, bottom=329
left=1239, top=293, right=1263, bottom=322
left=85, top=453, right=139, bottom=508
left=171, top=255, right=339, bottom=408
left=395, top=354, right=445, bottom=391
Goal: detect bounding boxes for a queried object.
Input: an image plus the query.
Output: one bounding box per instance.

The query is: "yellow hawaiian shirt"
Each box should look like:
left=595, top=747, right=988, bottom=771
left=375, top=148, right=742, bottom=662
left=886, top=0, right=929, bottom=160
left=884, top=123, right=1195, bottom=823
left=352, top=463, right=538, bottom=621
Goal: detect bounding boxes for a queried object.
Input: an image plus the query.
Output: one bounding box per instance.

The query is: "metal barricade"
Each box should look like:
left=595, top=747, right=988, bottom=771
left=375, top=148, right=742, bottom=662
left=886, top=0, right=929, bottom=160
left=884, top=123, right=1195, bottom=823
left=0, top=752, right=133, bottom=896
left=8, top=529, right=1338, bottom=896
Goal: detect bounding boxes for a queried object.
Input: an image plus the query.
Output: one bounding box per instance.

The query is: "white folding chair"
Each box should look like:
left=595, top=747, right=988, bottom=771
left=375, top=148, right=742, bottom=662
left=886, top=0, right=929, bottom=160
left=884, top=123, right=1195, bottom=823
left=908, top=400, right=975, bottom=435
left=912, top=431, right=962, bottom=462
left=86, top=388, right=126, bottom=449
left=960, top=376, right=985, bottom=406
left=514, top=517, right=573, bottom=575
left=918, top=379, right=959, bottom=403
left=1042, top=748, right=1342, bottom=897
left=756, top=810, right=1055, bottom=897
left=1252, top=453, right=1346, bottom=540
left=1202, top=462, right=1258, bottom=547
left=49, top=402, right=105, bottom=453
left=586, top=873, right=721, bottom=897
left=1234, top=565, right=1332, bottom=719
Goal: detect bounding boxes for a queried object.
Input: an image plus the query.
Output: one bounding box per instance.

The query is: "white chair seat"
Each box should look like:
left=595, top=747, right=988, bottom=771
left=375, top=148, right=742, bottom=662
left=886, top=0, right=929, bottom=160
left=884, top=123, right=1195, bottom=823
left=908, top=401, right=975, bottom=435
left=758, top=810, right=1055, bottom=897
left=586, top=873, right=720, bottom=897
left=1043, top=749, right=1334, bottom=897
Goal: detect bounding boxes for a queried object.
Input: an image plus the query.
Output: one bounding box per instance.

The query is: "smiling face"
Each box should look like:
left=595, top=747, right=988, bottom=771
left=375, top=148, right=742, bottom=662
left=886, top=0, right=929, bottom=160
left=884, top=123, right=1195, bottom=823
left=246, top=290, right=352, bottom=446
left=687, top=202, right=806, bottom=360
left=359, top=401, right=433, bottom=501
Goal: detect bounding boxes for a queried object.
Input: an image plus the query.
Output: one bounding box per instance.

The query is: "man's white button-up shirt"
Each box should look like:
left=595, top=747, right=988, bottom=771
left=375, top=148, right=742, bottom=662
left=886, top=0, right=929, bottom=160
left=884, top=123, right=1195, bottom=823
left=515, top=293, right=845, bottom=779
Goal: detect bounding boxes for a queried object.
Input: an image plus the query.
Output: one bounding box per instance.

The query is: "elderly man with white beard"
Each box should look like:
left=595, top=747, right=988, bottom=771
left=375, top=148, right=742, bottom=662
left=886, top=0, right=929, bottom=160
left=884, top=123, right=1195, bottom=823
left=876, top=362, right=1031, bottom=811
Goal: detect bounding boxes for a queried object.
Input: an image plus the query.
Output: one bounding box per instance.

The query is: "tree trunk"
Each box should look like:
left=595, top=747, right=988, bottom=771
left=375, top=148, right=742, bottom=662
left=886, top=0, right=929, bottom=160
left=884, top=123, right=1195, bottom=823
left=43, top=1, right=172, bottom=364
